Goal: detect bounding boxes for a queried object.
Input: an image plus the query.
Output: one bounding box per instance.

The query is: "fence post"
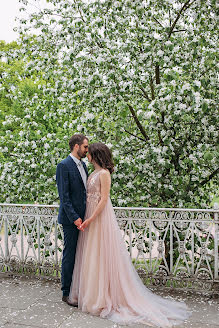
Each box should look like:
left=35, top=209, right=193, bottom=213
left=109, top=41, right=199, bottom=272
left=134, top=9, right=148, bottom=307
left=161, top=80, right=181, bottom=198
left=54, top=216, right=58, bottom=277
left=4, top=215, right=9, bottom=265
left=214, top=203, right=218, bottom=280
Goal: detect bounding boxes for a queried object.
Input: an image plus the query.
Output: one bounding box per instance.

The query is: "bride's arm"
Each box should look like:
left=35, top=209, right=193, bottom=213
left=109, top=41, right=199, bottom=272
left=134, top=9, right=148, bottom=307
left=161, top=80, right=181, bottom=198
left=80, top=170, right=111, bottom=230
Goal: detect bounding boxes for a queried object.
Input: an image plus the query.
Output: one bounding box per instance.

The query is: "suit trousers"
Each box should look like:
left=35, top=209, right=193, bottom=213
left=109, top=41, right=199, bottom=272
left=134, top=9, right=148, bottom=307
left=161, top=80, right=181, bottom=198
left=61, top=224, right=79, bottom=296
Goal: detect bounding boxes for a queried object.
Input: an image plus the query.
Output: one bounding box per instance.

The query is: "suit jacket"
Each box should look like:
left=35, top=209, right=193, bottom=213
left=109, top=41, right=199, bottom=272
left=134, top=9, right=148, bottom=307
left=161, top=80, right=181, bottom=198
left=56, top=155, right=88, bottom=225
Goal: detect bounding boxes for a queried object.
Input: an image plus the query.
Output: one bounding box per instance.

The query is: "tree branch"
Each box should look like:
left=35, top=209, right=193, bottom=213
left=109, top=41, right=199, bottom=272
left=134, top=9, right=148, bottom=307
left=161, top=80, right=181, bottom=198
left=43, top=11, right=80, bottom=20
left=172, top=29, right=187, bottom=33
left=168, top=0, right=194, bottom=39
left=155, top=64, right=160, bottom=84
left=157, top=130, right=164, bottom=146
left=124, top=148, right=143, bottom=155
left=150, top=76, right=155, bottom=99
left=200, top=168, right=219, bottom=186
left=152, top=17, right=164, bottom=28
left=156, top=117, right=165, bottom=146
left=124, top=129, right=146, bottom=141
left=73, top=0, right=85, bottom=23
left=127, top=103, right=149, bottom=141
left=139, top=86, right=151, bottom=101
left=169, top=9, right=172, bottom=27
left=200, top=66, right=212, bottom=77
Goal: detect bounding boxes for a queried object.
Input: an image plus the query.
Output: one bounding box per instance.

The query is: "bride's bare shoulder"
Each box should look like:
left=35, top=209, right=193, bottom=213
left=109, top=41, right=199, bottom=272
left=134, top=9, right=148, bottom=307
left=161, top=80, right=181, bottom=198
left=100, top=169, right=110, bottom=175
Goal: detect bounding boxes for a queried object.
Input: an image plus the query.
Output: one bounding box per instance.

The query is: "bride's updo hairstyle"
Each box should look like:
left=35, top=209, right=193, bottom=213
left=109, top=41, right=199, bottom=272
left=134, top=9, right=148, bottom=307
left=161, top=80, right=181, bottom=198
left=88, top=143, right=114, bottom=174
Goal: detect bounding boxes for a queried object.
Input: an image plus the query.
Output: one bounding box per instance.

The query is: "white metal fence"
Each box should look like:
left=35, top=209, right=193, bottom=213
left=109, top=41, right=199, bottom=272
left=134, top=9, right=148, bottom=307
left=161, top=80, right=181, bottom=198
left=0, top=204, right=218, bottom=292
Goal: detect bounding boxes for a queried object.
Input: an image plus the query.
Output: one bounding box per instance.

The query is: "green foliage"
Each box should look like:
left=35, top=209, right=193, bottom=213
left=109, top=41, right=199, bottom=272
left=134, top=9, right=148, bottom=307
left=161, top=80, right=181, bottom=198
left=0, top=1, right=218, bottom=207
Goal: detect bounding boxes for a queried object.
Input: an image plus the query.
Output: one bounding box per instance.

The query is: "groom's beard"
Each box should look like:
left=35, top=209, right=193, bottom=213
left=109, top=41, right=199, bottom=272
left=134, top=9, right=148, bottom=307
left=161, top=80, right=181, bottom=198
left=77, top=149, right=87, bottom=159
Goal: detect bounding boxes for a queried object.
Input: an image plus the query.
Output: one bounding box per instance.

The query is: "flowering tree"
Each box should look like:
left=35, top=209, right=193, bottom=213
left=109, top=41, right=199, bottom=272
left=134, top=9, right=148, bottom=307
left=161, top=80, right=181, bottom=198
left=0, top=40, right=73, bottom=203
left=0, top=0, right=218, bottom=207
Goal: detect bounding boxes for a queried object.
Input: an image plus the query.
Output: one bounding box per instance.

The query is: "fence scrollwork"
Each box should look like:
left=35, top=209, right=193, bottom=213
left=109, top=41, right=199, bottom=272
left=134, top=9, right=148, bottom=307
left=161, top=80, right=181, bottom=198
left=0, top=204, right=218, bottom=292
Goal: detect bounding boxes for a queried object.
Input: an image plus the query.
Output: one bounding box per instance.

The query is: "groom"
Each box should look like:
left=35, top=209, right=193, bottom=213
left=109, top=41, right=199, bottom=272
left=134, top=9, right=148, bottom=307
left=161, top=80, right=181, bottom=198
left=56, top=134, right=88, bottom=305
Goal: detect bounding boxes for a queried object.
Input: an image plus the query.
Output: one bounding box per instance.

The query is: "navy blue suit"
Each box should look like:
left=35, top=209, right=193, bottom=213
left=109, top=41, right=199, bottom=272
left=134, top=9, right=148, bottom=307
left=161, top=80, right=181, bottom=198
left=56, top=155, right=88, bottom=296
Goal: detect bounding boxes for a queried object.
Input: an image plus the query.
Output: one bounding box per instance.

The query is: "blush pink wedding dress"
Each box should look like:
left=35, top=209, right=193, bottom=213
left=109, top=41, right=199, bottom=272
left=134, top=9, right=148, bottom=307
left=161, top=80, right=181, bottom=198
left=69, top=170, right=190, bottom=327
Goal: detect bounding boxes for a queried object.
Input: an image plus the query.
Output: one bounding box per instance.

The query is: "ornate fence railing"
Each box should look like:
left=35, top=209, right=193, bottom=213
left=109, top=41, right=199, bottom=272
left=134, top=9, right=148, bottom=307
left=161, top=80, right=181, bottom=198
left=0, top=203, right=218, bottom=292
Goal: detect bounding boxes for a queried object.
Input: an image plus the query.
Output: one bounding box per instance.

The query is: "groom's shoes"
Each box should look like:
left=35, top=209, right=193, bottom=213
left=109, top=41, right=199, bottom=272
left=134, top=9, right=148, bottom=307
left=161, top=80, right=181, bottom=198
left=62, top=296, right=68, bottom=303
left=62, top=296, right=78, bottom=307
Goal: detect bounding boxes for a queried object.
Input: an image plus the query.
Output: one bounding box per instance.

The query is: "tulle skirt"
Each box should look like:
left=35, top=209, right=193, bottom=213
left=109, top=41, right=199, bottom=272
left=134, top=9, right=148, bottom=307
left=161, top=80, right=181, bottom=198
left=69, top=198, right=190, bottom=327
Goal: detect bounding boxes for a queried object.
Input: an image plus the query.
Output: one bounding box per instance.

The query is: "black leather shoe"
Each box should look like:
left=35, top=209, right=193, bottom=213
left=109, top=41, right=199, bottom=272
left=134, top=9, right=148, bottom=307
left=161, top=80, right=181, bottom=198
left=62, top=296, right=78, bottom=307
left=62, top=296, right=69, bottom=303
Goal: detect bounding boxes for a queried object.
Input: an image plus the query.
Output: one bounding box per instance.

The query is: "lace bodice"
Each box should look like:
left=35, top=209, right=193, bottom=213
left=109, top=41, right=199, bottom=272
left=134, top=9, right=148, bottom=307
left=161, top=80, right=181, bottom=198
left=87, top=170, right=101, bottom=203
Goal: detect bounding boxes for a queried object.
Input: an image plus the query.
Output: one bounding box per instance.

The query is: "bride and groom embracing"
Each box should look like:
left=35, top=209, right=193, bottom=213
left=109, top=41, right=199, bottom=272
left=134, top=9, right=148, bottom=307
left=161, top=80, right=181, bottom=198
left=56, top=134, right=190, bottom=327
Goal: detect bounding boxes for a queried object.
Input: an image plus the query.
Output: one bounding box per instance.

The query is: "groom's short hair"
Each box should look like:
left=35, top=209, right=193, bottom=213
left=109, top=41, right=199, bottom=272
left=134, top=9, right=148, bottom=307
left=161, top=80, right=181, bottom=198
left=69, top=134, right=88, bottom=151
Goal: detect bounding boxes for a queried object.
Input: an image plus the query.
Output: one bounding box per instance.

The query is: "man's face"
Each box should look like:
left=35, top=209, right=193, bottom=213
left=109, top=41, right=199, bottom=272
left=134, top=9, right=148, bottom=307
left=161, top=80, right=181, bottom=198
left=77, top=139, right=88, bottom=158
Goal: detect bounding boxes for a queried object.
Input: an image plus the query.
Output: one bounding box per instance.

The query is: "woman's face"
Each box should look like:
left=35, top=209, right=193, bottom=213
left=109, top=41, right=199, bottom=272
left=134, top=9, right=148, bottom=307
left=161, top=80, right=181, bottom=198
left=87, top=152, right=92, bottom=163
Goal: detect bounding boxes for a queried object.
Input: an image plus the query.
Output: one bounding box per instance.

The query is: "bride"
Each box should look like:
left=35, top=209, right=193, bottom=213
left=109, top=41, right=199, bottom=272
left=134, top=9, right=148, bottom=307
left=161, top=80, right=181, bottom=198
left=69, top=142, right=190, bottom=327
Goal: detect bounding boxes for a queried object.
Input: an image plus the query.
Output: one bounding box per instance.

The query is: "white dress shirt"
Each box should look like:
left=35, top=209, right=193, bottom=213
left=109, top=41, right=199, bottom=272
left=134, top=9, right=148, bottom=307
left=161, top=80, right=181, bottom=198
left=70, top=154, right=87, bottom=189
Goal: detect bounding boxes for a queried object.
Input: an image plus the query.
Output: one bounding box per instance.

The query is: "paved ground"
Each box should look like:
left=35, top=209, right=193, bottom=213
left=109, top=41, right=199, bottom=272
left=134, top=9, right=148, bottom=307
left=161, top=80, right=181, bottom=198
left=0, top=275, right=218, bottom=328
